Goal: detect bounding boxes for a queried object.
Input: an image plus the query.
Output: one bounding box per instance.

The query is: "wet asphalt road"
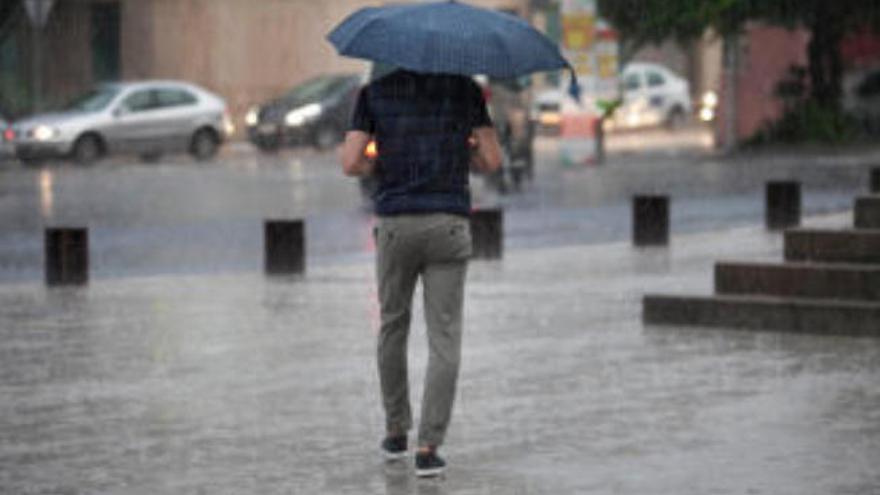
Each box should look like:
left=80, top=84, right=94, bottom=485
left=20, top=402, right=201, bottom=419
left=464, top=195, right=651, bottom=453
left=0, top=127, right=875, bottom=282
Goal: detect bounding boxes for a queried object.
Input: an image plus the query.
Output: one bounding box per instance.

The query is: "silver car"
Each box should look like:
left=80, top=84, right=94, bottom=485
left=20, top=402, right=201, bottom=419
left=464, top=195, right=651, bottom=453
left=10, top=80, right=233, bottom=164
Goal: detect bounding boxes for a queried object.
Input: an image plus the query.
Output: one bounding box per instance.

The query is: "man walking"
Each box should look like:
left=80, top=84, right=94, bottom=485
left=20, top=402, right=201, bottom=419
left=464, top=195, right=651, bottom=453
left=341, top=69, right=501, bottom=477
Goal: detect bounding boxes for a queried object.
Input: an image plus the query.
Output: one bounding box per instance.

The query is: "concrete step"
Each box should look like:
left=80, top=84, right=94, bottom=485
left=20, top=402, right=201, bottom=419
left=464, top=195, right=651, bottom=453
left=784, top=229, right=880, bottom=264
left=643, top=294, right=880, bottom=337
left=854, top=195, right=880, bottom=229
left=715, top=261, right=880, bottom=301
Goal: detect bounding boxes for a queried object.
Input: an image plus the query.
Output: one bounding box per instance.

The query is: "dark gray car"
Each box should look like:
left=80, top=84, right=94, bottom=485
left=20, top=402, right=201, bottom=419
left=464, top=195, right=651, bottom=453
left=245, top=73, right=362, bottom=152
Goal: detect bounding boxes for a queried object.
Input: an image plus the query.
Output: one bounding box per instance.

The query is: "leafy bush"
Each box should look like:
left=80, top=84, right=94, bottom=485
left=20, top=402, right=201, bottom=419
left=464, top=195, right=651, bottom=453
left=745, top=101, right=863, bottom=146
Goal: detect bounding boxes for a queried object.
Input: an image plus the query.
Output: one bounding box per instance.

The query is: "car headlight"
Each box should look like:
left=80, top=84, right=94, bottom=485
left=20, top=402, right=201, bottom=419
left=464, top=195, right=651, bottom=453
left=285, top=103, right=322, bottom=127
left=223, top=112, right=235, bottom=136
left=702, top=91, right=718, bottom=109
left=245, top=107, right=259, bottom=127
left=699, top=107, right=715, bottom=122
left=33, top=125, right=58, bottom=141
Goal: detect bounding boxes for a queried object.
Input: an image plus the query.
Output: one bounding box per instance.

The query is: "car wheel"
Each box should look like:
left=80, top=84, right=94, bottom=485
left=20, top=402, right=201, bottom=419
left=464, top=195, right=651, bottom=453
left=314, top=125, right=340, bottom=151
left=72, top=134, right=102, bottom=165
left=190, top=129, right=219, bottom=161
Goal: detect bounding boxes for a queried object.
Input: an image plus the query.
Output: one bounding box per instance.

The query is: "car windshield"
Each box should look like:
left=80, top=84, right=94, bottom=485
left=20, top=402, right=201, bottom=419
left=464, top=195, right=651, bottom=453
left=283, top=76, right=351, bottom=103
left=65, top=87, right=121, bottom=112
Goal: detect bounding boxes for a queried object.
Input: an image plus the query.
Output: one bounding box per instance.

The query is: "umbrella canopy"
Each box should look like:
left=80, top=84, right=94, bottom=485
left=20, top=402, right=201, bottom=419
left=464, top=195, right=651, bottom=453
left=327, top=1, right=573, bottom=82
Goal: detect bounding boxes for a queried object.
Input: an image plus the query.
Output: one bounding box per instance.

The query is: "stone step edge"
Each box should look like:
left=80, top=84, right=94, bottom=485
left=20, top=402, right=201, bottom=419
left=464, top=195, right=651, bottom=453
left=716, top=260, right=880, bottom=272
left=784, top=228, right=880, bottom=264
left=855, top=196, right=880, bottom=229
left=642, top=293, right=880, bottom=337
left=785, top=227, right=880, bottom=235
left=714, top=261, right=880, bottom=301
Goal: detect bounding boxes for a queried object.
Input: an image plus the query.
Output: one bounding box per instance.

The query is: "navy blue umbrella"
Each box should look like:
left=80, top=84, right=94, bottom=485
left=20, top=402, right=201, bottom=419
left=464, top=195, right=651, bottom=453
left=328, top=1, right=580, bottom=99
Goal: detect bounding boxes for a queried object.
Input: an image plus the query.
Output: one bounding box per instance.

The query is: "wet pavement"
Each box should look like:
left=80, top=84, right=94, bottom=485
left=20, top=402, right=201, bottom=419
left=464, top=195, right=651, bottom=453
left=1, top=136, right=879, bottom=493
left=1, top=210, right=879, bottom=494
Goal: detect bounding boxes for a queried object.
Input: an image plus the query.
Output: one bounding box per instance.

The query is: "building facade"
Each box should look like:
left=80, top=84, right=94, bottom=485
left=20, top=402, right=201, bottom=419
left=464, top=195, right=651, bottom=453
left=1, top=0, right=530, bottom=127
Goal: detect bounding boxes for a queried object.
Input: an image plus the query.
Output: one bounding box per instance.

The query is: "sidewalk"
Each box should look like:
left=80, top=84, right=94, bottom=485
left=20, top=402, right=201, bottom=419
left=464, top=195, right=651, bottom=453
left=1, top=211, right=878, bottom=495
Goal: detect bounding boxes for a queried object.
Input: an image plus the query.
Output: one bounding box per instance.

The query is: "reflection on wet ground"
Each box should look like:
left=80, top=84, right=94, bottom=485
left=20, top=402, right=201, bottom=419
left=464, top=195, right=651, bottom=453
left=0, top=213, right=878, bottom=494
left=1, top=139, right=879, bottom=493
left=0, top=136, right=875, bottom=282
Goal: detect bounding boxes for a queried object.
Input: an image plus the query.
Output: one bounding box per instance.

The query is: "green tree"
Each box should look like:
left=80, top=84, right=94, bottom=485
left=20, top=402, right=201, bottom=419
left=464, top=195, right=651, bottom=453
left=597, top=0, right=880, bottom=113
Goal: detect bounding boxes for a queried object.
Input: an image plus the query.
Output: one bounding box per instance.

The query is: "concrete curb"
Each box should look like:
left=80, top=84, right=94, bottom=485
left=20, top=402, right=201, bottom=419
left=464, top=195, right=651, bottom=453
left=715, top=261, right=880, bottom=301
left=643, top=294, right=880, bottom=337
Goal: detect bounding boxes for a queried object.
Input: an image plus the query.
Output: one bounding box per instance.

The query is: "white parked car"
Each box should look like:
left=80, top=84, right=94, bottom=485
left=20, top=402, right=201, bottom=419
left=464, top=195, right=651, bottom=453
left=9, top=80, right=233, bottom=165
left=611, top=62, right=692, bottom=130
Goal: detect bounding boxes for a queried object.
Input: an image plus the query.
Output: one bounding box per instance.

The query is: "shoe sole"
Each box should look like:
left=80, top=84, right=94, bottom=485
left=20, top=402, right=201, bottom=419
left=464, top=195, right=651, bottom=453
left=383, top=450, right=408, bottom=461
left=415, top=467, right=445, bottom=478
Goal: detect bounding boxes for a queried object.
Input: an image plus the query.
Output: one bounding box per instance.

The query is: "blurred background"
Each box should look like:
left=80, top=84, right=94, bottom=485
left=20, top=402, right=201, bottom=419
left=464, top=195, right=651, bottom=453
left=0, top=0, right=878, bottom=279
left=1, top=4, right=879, bottom=494
left=1, top=0, right=878, bottom=155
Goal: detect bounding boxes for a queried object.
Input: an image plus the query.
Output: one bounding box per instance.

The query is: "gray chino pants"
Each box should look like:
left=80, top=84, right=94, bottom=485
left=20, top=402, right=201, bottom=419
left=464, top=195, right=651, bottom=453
left=375, top=213, right=471, bottom=448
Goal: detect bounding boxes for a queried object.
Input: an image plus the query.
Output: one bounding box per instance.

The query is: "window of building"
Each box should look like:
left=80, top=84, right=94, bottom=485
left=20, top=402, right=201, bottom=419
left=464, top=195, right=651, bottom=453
left=91, top=2, right=121, bottom=82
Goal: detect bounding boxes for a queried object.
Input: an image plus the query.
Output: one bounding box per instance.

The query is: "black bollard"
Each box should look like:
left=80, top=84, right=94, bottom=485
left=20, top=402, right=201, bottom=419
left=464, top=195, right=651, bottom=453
left=265, top=220, right=305, bottom=275
left=766, top=181, right=801, bottom=230
left=871, top=168, right=880, bottom=194
left=470, top=209, right=503, bottom=259
left=45, top=228, right=89, bottom=286
left=633, top=195, right=669, bottom=246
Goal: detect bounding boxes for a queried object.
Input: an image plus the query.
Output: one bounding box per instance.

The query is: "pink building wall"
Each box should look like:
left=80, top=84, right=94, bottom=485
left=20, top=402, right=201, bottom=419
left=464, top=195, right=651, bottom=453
left=717, top=24, right=810, bottom=147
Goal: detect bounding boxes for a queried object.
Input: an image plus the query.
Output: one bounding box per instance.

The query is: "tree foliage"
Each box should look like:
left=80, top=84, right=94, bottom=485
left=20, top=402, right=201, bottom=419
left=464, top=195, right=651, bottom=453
left=597, top=0, right=880, bottom=112
left=0, top=0, right=21, bottom=41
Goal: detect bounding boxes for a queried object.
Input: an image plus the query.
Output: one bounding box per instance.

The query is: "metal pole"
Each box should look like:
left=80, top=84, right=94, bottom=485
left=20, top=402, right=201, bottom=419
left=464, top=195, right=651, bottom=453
left=30, top=22, right=42, bottom=112
left=470, top=209, right=503, bottom=259
left=722, top=33, right=738, bottom=152
left=594, top=116, right=605, bottom=165
left=633, top=195, right=670, bottom=246
left=765, top=181, right=801, bottom=230
left=265, top=220, right=305, bottom=275
left=45, top=228, right=89, bottom=286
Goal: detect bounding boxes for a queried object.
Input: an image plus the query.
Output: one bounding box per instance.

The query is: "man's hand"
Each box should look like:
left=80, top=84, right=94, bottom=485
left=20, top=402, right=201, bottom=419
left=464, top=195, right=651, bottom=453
left=340, top=130, right=376, bottom=177
left=470, top=126, right=502, bottom=174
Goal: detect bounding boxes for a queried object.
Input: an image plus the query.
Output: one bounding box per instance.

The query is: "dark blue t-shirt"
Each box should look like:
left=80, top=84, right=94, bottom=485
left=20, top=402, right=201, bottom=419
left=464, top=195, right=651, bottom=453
left=350, top=70, right=492, bottom=216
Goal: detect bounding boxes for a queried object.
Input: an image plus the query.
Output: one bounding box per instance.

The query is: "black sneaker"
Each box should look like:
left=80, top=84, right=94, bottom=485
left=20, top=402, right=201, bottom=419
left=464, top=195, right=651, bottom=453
left=381, top=435, right=408, bottom=461
left=415, top=449, right=446, bottom=478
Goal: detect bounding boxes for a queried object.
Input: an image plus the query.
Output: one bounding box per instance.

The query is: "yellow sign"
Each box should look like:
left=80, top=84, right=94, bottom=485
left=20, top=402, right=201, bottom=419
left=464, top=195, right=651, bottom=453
left=597, top=54, right=617, bottom=79
left=571, top=52, right=591, bottom=76
left=562, top=14, right=595, bottom=51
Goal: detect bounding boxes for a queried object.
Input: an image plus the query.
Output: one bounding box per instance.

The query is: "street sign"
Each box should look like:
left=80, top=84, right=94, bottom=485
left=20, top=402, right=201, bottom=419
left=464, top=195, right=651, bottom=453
left=24, top=0, right=55, bottom=29
left=559, top=0, right=619, bottom=165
